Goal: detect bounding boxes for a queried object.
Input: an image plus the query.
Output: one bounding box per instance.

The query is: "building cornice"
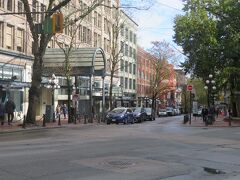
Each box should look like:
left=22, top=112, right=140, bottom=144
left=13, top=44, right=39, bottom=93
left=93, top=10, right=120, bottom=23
left=0, top=48, right=33, bottom=61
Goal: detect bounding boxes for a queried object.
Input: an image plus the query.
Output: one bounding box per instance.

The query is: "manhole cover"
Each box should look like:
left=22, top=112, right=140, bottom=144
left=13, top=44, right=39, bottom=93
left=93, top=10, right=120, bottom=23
left=103, top=160, right=137, bottom=169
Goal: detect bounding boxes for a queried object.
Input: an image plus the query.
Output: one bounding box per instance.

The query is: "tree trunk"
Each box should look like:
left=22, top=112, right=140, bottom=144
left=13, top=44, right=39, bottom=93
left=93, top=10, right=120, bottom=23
left=151, top=94, right=156, bottom=119
left=26, top=55, right=42, bottom=124
left=67, top=76, right=72, bottom=123
left=109, top=72, right=114, bottom=110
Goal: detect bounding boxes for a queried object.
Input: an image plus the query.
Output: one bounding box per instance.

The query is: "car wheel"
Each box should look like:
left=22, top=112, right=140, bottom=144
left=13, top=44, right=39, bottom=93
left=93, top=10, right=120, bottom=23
left=123, top=117, right=127, bottom=124
left=131, top=117, right=134, bottom=124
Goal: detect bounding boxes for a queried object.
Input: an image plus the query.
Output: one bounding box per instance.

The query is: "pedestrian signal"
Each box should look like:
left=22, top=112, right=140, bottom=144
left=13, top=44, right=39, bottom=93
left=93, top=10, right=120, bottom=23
left=52, top=13, right=63, bottom=33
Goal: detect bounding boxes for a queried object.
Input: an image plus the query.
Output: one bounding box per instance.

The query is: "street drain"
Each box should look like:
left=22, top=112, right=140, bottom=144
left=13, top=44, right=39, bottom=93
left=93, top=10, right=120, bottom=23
left=103, top=160, right=137, bottom=169
left=203, top=167, right=226, bottom=174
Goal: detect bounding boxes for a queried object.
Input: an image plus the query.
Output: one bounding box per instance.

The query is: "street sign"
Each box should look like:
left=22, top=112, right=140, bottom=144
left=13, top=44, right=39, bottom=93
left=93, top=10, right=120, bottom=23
left=187, top=85, right=193, bottom=91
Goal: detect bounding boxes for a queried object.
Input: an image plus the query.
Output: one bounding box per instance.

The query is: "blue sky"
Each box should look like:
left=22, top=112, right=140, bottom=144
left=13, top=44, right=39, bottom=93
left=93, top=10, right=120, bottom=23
left=121, top=0, right=185, bottom=65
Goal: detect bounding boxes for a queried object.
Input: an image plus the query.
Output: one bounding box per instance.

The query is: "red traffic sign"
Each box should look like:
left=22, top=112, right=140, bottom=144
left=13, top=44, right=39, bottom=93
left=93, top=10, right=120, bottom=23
left=187, top=85, right=193, bottom=91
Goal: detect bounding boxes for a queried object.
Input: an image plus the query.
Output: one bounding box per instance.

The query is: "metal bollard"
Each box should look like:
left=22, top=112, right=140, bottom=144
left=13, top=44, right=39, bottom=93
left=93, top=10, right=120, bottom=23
left=98, top=114, right=100, bottom=123
left=74, top=114, right=77, bottom=124
left=53, top=112, right=56, bottom=122
left=42, top=114, right=46, bottom=127
left=84, top=115, right=87, bottom=124
left=58, top=115, right=61, bottom=126
left=229, top=116, right=231, bottom=126
left=22, top=115, right=26, bottom=129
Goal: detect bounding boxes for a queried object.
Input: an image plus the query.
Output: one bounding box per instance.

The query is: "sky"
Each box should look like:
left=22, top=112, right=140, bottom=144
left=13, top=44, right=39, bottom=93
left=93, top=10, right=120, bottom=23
left=121, top=0, right=185, bottom=65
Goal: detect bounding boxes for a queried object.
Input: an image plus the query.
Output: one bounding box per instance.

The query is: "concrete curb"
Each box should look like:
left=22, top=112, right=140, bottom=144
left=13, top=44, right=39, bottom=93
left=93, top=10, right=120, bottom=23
left=0, top=125, right=65, bottom=134
left=0, top=123, right=107, bottom=134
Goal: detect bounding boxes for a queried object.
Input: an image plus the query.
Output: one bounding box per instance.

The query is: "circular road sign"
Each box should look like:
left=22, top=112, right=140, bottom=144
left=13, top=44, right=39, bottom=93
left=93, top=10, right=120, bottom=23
left=187, top=85, right=193, bottom=91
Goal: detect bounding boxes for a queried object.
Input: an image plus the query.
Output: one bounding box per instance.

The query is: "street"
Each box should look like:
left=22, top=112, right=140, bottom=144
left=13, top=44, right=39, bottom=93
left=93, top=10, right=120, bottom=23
left=0, top=116, right=240, bottom=180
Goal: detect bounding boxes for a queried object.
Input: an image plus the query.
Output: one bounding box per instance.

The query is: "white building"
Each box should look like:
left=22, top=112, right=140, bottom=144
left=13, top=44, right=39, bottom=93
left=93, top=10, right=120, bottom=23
left=118, top=10, right=138, bottom=107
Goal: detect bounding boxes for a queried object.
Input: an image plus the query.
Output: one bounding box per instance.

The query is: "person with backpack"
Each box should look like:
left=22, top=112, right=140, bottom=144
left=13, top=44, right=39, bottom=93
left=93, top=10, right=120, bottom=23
left=5, top=98, right=16, bottom=125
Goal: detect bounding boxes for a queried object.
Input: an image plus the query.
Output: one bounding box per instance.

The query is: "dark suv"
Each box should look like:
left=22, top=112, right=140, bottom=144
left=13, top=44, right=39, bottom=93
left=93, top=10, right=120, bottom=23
left=145, top=108, right=155, bottom=121
left=132, top=107, right=147, bottom=123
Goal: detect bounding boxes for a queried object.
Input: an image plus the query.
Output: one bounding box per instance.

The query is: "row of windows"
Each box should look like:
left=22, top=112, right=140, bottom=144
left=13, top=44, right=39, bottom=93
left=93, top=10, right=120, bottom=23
left=120, top=42, right=136, bottom=59
left=0, top=0, right=24, bottom=17
left=138, top=70, right=154, bottom=81
left=120, top=60, right=136, bottom=74
left=0, top=22, right=25, bottom=52
left=79, top=1, right=92, bottom=23
left=121, top=25, right=137, bottom=44
left=120, top=77, right=136, bottom=90
left=32, top=0, right=46, bottom=22
left=0, top=64, right=23, bottom=81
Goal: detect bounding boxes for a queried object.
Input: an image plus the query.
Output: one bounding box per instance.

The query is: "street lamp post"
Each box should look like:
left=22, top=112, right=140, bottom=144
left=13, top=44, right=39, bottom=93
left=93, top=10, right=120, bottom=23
left=204, top=74, right=216, bottom=108
left=46, top=74, right=60, bottom=121
left=145, top=97, right=148, bottom=107
left=119, top=84, right=123, bottom=107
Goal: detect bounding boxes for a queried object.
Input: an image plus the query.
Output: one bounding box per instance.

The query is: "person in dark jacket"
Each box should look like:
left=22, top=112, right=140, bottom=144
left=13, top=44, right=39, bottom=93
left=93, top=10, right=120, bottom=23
left=5, top=99, right=16, bottom=125
left=0, top=101, right=5, bottom=125
left=201, top=106, right=208, bottom=122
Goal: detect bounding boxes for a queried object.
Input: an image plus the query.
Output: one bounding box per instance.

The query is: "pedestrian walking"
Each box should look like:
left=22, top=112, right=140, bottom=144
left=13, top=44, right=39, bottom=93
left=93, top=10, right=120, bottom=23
left=5, top=98, right=16, bottom=125
left=0, top=101, right=5, bottom=125
left=56, top=104, right=61, bottom=119
left=61, top=104, right=67, bottom=119
left=201, top=106, right=208, bottom=122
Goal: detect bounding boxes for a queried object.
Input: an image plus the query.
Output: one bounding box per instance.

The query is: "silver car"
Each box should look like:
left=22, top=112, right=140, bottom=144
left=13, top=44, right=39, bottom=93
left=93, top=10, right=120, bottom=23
left=158, top=109, right=167, bottom=117
left=166, top=107, right=174, bottom=116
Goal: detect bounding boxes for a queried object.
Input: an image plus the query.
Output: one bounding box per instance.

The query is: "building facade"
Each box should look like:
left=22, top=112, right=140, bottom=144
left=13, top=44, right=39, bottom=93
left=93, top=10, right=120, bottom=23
left=0, top=0, right=33, bottom=120
left=118, top=10, right=138, bottom=107
left=136, top=47, right=155, bottom=107
left=0, top=0, right=139, bottom=119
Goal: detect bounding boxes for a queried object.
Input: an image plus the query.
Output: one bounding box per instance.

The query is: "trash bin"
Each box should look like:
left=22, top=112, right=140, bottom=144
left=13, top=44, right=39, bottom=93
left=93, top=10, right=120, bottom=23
left=183, top=114, right=189, bottom=124
left=69, top=107, right=75, bottom=123
left=206, top=114, right=214, bottom=125
left=45, top=105, right=54, bottom=123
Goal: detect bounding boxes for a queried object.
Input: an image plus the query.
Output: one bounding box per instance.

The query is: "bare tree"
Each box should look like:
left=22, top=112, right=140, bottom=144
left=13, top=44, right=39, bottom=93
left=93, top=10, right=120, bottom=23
left=106, top=9, right=126, bottom=110
left=147, top=59, right=172, bottom=117
left=21, top=0, right=105, bottom=123
left=147, top=41, right=177, bottom=117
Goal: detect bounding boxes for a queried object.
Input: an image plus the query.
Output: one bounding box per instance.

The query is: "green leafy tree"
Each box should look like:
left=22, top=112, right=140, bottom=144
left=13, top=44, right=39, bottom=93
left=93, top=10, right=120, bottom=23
left=173, top=0, right=240, bottom=116
left=189, top=79, right=207, bottom=106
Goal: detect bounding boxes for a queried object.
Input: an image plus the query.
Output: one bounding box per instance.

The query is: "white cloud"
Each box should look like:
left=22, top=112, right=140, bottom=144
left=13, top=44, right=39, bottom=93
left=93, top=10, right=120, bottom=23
left=133, top=1, right=182, bottom=48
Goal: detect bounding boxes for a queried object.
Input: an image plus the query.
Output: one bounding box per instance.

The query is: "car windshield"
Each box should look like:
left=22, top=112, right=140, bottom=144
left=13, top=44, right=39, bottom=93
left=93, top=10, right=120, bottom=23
left=133, top=108, right=141, bottom=113
left=111, top=108, right=125, bottom=113
left=145, top=108, right=151, bottom=113
left=166, top=107, right=173, bottom=111
left=160, top=109, right=166, bottom=112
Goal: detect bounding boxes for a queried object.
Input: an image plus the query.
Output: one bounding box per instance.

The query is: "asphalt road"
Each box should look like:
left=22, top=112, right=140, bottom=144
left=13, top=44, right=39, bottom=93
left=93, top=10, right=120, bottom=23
left=0, top=115, right=240, bottom=180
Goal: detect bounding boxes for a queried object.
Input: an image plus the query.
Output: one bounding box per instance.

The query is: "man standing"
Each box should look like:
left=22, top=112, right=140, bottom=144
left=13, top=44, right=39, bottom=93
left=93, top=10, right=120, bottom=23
left=5, top=98, right=16, bottom=125
left=202, top=106, right=208, bottom=122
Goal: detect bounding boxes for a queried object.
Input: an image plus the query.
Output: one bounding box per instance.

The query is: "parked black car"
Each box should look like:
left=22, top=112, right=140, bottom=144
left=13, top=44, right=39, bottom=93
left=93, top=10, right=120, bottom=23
left=132, top=107, right=147, bottom=123
left=145, top=108, right=155, bottom=121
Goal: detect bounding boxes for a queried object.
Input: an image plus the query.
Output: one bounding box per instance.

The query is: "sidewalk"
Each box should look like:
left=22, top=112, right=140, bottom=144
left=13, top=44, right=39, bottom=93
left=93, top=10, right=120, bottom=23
left=183, top=115, right=240, bottom=127
left=0, top=116, right=106, bottom=134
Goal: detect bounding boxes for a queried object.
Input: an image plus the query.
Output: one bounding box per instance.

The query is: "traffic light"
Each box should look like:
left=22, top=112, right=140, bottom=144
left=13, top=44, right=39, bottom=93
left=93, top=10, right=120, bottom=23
left=52, top=13, right=63, bottom=33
